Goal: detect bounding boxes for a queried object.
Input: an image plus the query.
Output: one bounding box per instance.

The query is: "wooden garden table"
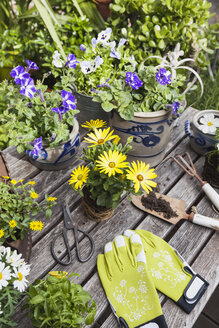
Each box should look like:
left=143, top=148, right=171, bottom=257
left=3, top=107, right=219, bottom=328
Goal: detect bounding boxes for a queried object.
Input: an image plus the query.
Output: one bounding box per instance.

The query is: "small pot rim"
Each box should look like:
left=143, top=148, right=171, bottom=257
left=134, top=109, right=171, bottom=118
left=192, top=109, right=219, bottom=137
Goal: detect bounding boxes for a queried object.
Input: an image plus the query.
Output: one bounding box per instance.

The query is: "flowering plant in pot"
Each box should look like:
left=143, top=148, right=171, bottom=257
left=0, top=177, right=56, bottom=258
left=69, top=121, right=157, bottom=221
left=23, top=271, right=96, bottom=328
left=52, top=27, right=131, bottom=123
left=0, top=60, right=80, bottom=170
left=0, top=245, right=30, bottom=327
left=92, top=44, right=203, bottom=166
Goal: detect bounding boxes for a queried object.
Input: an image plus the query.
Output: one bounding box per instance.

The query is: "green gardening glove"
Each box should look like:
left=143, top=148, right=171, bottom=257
left=124, top=230, right=208, bottom=314
left=97, top=233, right=168, bottom=328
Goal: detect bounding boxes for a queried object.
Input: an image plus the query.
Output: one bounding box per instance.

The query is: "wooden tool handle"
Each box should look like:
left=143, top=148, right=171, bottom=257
left=190, top=213, right=219, bottom=230
left=202, top=183, right=219, bottom=212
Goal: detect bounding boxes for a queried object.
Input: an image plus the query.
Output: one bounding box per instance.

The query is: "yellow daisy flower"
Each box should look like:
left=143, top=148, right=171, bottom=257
left=126, top=161, right=157, bottom=193
left=9, top=220, right=17, bottom=228
left=2, top=176, right=10, bottom=179
left=49, top=271, right=68, bottom=279
left=10, top=179, right=17, bottom=185
left=30, top=192, right=38, bottom=199
left=47, top=197, right=57, bottom=202
left=81, top=119, right=107, bottom=130
left=19, top=179, right=24, bottom=183
left=113, top=135, right=121, bottom=145
left=28, top=181, right=36, bottom=185
left=69, top=165, right=90, bottom=190
left=96, top=149, right=129, bottom=177
left=84, top=127, right=117, bottom=147
left=0, top=229, right=4, bottom=238
left=29, top=221, right=44, bottom=231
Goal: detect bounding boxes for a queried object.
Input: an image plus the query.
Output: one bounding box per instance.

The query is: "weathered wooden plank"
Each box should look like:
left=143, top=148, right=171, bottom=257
left=162, top=232, right=219, bottom=328
left=2, top=146, right=25, bottom=167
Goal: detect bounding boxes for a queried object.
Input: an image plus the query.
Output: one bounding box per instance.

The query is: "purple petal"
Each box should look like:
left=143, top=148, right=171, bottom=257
left=126, top=72, right=143, bottom=90
left=156, top=68, right=171, bottom=85
left=26, top=60, right=39, bottom=71
left=66, top=54, right=79, bottom=68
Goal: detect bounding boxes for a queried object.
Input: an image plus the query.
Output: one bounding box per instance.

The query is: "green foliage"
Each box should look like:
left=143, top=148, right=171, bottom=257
left=94, top=64, right=186, bottom=120
left=24, top=272, right=96, bottom=327
left=108, top=0, right=219, bottom=66
left=0, top=72, right=79, bottom=152
left=0, top=179, right=56, bottom=244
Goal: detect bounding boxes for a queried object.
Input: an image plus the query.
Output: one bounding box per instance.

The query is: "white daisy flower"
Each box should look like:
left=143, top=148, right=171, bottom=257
left=199, top=113, right=219, bottom=135
left=12, top=264, right=30, bottom=292
left=0, top=262, right=11, bottom=289
left=6, top=249, right=23, bottom=267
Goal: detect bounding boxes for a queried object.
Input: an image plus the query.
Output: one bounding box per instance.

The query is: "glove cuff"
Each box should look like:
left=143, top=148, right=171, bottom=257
left=177, top=271, right=209, bottom=314
left=134, top=315, right=168, bottom=328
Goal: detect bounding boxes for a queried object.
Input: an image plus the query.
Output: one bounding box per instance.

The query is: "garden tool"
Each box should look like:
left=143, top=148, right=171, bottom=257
left=163, top=152, right=219, bottom=212
left=97, top=234, right=168, bottom=328
left=51, top=203, right=95, bottom=265
left=131, top=192, right=219, bottom=230
left=124, top=229, right=209, bottom=314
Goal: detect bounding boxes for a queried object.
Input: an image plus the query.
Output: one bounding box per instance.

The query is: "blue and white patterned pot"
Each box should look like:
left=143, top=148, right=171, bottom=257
left=110, top=110, right=173, bottom=167
left=26, top=119, right=80, bottom=170
left=185, top=109, right=219, bottom=155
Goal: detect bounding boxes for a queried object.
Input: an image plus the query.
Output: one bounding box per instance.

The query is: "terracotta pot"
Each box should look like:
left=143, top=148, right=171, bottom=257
left=3, top=230, right=32, bottom=263
left=95, top=0, right=111, bottom=21
left=110, top=109, right=174, bottom=167
left=26, top=118, right=80, bottom=171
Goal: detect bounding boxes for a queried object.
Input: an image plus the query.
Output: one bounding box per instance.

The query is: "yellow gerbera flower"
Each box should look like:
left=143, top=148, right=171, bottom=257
left=10, top=179, right=17, bottom=185
left=2, top=176, right=10, bottom=179
left=47, top=197, right=57, bottom=202
left=84, top=127, right=117, bottom=147
left=29, top=221, right=44, bottom=231
left=9, top=220, right=17, bottom=228
left=49, top=271, right=68, bottom=279
left=69, top=165, right=90, bottom=190
left=96, top=149, right=129, bottom=177
left=30, top=192, right=38, bottom=199
left=0, top=229, right=4, bottom=238
left=28, top=181, right=36, bottom=185
left=81, top=119, right=107, bottom=130
left=126, top=161, right=157, bottom=193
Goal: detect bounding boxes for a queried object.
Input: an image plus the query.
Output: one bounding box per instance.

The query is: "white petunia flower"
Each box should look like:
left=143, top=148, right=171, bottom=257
left=199, top=113, right=219, bottom=135
left=97, top=28, right=112, bottom=44
left=80, top=60, right=94, bottom=74
left=12, top=264, right=30, bottom=292
left=0, top=262, right=11, bottom=289
left=52, top=50, right=64, bottom=68
left=6, top=249, right=23, bottom=267
left=93, top=55, right=103, bottom=69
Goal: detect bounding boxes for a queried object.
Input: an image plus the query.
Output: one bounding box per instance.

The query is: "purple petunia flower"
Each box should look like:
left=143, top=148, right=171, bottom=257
left=80, top=44, right=86, bottom=52
left=66, top=54, right=79, bottom=68
left=30, top=136, right=42, bottom=158
left=126, top=72, right=143, bottom=90
left=26, top=60, right=39, bottom=71
left=52, top=106, right=69, bottom=122
left=20, top=78, right=36, bottom=99
left=97, top=78, right=110, bottom=88
left=156, top=68, right=171, bottom=85
left=61, top=90, right=76, bottom=110
left=172, top=102, right=180, bottom=115
left=10, top=66, right=30, bottom=85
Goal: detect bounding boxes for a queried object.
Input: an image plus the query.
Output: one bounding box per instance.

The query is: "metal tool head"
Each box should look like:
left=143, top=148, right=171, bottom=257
left=62, top=204, right=74, bottom=230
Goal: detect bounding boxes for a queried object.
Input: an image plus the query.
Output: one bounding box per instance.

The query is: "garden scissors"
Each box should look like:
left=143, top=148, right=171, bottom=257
left=51, top=204, right=95, bottom=265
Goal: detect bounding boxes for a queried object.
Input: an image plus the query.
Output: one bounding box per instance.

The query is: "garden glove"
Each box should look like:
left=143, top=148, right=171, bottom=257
left=97, top=233, right=168, bottom=328
left=124, top=230, right=209, bottom=314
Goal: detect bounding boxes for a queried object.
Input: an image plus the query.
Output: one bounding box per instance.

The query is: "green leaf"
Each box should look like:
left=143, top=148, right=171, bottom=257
left=29, top=295, right=44, bottom=305
left=101, top=102, right=115, bottom=112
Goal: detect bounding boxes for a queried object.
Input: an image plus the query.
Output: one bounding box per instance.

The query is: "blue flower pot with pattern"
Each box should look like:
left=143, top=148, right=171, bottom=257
left=185, top=109, right=219, bottom=155
left=26, top=119, right=80, bottom=171
left=110, top=110, right=174, bottom=167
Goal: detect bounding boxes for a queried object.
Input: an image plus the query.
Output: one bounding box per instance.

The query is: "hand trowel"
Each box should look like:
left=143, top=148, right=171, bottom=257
left=131, top=192, right=219, bottom=230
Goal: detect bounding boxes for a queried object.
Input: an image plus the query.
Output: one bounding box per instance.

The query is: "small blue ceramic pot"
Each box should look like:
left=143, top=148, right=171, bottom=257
left=185, top=110, right=219, bottom=155
left=26, top=119, right=80, bottom=170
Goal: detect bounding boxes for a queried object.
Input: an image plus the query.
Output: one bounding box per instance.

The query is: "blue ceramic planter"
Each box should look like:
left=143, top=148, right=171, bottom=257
left=185, top=110, right=219, bottom=155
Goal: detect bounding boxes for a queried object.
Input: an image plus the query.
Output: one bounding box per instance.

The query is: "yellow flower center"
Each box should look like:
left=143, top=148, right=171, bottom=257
left=97, top=139, right=104, bottom=144
left=207, top=121, right=213, bottom=126
left=108, top=162, right=116, bottom=168
left=77, top=174, right=83, bottom=180
left=0, top=273, right=2, bottom=280
left=137, top=174, right=144, bottom=181
left=18, top=272, right=23, bottom=281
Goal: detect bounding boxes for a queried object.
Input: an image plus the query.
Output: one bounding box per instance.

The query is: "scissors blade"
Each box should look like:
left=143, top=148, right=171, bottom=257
left=62, top=204, right=74, bottom=230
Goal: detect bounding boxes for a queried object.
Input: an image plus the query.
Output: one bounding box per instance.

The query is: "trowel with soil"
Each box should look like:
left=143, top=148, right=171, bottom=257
left=131, top=192, right=219, bottom=230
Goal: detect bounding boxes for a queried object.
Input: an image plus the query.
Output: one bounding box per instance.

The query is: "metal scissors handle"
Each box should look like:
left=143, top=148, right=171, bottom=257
left=51, top=204, right=95, bottom=266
